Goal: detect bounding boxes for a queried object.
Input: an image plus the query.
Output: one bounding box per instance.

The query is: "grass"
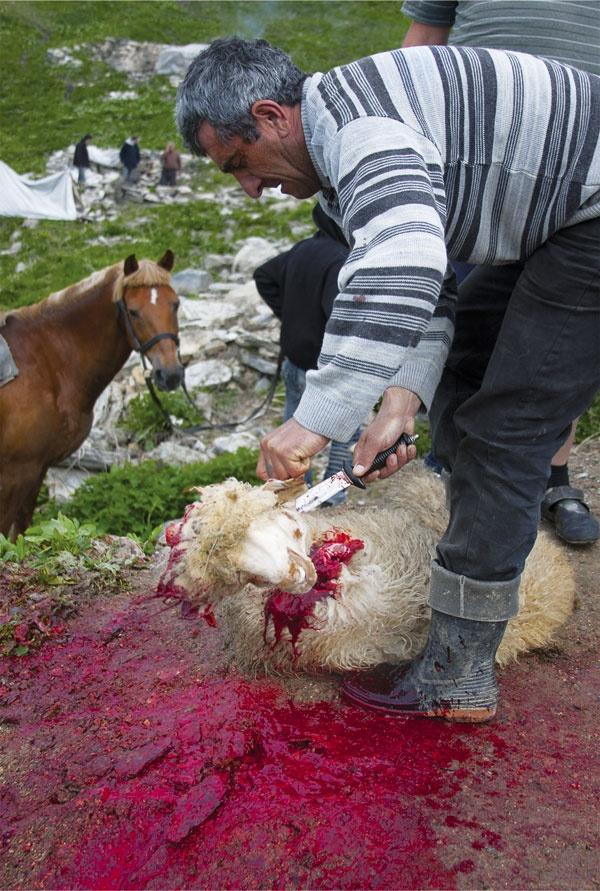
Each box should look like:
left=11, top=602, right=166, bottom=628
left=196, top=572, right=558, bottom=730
left=0, top=1, right=410, bottom=310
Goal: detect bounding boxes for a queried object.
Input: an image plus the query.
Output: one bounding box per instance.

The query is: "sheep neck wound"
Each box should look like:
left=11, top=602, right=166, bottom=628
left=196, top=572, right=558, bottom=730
left=264, top=530, right=364, bottom=655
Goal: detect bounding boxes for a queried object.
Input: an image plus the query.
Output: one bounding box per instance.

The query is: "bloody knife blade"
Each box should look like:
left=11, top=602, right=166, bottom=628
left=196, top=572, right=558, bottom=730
left=295, top=432, right=418, bottom=513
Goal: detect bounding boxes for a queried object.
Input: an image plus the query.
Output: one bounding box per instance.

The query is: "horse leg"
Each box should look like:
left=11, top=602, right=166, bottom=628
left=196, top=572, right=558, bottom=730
left=0, top=465, right=47, bottom=541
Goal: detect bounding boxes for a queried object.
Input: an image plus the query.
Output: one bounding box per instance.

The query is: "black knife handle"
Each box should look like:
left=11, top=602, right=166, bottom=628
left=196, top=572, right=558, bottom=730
left=342, top=433, right=418, bottom=490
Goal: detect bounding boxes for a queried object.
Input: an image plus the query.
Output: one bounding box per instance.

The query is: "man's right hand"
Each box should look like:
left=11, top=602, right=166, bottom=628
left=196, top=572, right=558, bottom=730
left=351, top=387, right=421, bottom=481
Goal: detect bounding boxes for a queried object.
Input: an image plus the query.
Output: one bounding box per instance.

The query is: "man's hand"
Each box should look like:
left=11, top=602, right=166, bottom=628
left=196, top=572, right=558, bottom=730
left=257, top=417, right=330, bottom=480
left=352, top=387, right=421, bottom=481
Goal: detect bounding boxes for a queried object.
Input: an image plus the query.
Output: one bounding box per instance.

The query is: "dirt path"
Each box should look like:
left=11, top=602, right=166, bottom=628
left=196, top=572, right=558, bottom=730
left=1, top=445, right=598, bottom=890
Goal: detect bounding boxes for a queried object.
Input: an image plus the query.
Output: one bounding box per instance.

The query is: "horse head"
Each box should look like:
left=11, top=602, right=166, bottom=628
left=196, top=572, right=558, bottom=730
left=117, top=250, right=184, bottom=391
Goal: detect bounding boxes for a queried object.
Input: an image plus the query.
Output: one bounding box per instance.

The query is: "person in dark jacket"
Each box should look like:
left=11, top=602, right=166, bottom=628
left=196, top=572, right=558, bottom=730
left=119, top=135, right=141, bottom=182
left=254, top=204, right=360, bottom=504
left=73, top=133, right=92, bottom=185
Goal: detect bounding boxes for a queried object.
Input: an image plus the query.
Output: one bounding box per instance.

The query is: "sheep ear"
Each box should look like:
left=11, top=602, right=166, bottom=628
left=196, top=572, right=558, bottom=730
left=158, top=249, right=175, bottom=271
left=124, top=254, right=138, bottom=276
left=264, top=477, right=308, bottom=506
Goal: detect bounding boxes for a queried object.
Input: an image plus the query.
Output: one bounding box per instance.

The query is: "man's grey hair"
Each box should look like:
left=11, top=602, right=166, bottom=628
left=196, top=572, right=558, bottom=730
left=176, top=36, right=308, bottom=154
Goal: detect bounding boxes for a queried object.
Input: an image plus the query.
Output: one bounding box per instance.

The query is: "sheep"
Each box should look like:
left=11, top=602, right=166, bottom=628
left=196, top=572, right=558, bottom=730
left=157, top=464, right=575, bottom=676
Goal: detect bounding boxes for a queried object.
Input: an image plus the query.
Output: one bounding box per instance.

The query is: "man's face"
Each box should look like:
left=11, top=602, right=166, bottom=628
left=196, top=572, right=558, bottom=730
left=198, top=118, right=320, bottom=200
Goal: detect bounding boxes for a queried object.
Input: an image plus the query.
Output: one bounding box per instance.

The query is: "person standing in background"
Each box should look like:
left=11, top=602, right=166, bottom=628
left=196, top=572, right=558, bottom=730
left=402, top=0, right=600, bottom=546
left=160, top=142, right=182, bottom=186
left=73, top=133, right=92, bottom=186
left=119, top=135, right=141, bottom=182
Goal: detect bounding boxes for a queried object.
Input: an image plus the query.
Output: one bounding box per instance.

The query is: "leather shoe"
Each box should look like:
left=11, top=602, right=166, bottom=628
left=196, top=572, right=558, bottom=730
left=542, top=486, right=599, bottom=545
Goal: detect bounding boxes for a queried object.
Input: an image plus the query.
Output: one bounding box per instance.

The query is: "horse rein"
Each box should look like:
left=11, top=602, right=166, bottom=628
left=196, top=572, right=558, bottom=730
left=116, top=292, right=283, bottom=437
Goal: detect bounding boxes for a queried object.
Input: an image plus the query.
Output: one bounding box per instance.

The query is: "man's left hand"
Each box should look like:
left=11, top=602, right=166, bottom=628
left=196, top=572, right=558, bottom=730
left=257, top=418, right=330, bottom=480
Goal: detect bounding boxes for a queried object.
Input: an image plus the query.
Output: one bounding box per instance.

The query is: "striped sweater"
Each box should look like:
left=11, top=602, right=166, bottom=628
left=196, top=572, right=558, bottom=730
left=402, top=1, right=600, bottom=77
left=294, top=46, right=600, bottom=441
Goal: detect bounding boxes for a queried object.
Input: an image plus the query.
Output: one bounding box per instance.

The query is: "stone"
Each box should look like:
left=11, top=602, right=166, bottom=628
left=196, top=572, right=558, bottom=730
left=171, top=268, right=212, bottom=295
left=155, top=44, right=209, bottom=76
left=232, top=237, right=279, bottom=275
left=147, top=441, right=206, bottom=465
left=45, top=467, right=92, bottom=501
left=212, top=432, right=260, bottom=455
left=239, top=350, right=278, bottom=376
left=184, top=359, right=233, bottom=389
left=178, top=297, right=239, bottom=328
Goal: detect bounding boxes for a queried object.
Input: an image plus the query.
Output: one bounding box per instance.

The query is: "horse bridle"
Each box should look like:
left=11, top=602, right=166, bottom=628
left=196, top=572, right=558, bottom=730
left=116, top=293, right=180, bottom=357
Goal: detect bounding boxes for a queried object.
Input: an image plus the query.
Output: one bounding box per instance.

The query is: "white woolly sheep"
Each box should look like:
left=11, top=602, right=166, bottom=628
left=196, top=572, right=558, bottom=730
left=158, top=464, right=575, bottom=676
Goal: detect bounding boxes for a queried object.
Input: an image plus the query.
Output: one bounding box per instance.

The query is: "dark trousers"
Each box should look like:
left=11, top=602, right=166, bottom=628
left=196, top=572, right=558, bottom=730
left=429, top=218, right=600, bottom=583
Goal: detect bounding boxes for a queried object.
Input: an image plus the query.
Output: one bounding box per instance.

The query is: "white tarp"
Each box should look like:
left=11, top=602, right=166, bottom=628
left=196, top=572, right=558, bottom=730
left=87, top=144, right=121, bottom=168
left=0, top=159, right=77, bottom=220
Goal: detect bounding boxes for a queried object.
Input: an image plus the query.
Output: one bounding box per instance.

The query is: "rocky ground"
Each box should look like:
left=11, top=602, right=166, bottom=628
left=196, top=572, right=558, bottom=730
left=0, top=442, right=598, bottom=890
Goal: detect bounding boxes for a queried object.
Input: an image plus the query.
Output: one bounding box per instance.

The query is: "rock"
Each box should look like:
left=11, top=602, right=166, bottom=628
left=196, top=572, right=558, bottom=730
left=107, top=90, right=138, bottom=101
left=204, top=252, right=234, bottom=272
left=147, top=441, right=207, bottom=465
left=222, top=281, right=263, bottom=311
left=54, top=443, right=125, bottom=472
left=232, top=237, right=279, bottom=274
left=184, top=359, right=233, bottom=389
left=45, top=467, right=92, bottom=501
left=178, top=297, right=239, bottom=328
left=171, top=268, right=212, bottom=295
left=155, top=43, right=208, bottom=76
left=239, top=350, right=278, bottom=376
left=212, top=432, right=260, bottom=454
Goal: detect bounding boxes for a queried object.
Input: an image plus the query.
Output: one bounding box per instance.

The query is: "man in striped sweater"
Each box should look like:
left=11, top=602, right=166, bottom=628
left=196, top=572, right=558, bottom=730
left=176, top=37, right=600, bottom=723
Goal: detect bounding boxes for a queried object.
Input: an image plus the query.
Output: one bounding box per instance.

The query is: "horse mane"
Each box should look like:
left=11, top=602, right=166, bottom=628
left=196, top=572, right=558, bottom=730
left=5, top=259, right=173, bottom=324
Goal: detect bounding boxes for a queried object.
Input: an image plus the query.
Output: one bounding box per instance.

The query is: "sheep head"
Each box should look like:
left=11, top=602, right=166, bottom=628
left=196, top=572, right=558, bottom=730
left=157, top=478, right=317, bottom=605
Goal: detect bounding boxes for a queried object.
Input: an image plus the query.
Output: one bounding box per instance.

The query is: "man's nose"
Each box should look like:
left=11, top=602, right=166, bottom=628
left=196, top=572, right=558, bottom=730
left=235, top=171, right=263, bottom=198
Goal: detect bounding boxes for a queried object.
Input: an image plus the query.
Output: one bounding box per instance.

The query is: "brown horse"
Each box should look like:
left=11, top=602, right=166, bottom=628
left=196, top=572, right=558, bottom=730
left=0, top=250, right=184, bottom=539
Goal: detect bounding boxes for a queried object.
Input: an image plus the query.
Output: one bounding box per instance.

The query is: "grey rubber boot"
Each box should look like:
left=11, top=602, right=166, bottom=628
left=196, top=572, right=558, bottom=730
left=342, top=561, right=519, bottom=722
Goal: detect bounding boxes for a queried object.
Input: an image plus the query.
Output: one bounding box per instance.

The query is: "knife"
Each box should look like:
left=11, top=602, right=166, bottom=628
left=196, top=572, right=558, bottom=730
left=295, top=432, right=418, bottom=513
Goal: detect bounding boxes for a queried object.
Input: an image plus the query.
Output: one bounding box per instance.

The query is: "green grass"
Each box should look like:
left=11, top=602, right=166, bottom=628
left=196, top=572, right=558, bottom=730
left=0, top=1, right=410, bottom=172
left=0, top=1, right=409, bottom=309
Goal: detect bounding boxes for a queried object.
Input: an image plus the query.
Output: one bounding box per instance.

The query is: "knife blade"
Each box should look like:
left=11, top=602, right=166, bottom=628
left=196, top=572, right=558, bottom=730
left=295, top=432, right=418, bottom=513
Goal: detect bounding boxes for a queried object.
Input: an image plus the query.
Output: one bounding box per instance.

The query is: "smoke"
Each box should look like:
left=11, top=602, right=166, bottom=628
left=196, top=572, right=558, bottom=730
left=233, top=1, right=283, bottom=40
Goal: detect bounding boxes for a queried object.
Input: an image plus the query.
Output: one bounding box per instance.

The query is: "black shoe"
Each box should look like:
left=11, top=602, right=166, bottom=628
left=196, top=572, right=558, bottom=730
left=542, top=486, right=599, bottom=545
left=341, top=610, right=507, bottom=723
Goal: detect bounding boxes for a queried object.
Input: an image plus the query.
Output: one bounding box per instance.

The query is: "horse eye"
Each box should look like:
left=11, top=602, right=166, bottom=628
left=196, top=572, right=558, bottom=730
left=129, top=309, right=140, bottom=319
left=173, top=302, right=180, bottom=312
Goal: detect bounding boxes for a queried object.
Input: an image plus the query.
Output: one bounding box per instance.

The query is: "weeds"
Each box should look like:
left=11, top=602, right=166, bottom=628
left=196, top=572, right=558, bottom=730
left=0, top=514, right=143, bottom=656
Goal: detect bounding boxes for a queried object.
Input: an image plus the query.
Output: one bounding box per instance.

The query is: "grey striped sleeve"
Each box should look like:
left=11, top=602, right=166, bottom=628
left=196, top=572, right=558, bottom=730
left=402, top=1, right=458, bottom=27
left=294, top=116, right=452, bottom=439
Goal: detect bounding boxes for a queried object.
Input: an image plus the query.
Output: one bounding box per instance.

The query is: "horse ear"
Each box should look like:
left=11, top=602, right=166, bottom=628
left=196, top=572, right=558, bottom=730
left=124, top=254, right=139, bottom=276
left=158, top=249, right=175, bottom=271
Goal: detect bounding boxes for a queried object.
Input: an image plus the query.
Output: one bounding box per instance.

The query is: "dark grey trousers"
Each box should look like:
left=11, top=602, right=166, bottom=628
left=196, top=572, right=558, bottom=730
left=429, top=217, right=600, bottom=596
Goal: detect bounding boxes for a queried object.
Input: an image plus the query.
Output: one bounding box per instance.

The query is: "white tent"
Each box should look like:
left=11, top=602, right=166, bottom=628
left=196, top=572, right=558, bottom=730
left=0, top=159, right=77, bottom=220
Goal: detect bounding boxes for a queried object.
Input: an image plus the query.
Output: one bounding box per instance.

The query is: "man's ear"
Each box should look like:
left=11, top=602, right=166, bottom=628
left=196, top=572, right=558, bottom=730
left=251, top=100, right=290, bottom=135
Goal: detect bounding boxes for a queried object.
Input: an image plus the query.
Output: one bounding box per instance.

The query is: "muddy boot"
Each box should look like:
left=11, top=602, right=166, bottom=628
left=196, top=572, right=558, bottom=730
left=342, top=561, right=520, bottom=723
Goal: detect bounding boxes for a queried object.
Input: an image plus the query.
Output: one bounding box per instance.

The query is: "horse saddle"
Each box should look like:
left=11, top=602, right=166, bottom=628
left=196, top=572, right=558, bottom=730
left=0, top=332, right=18, bottom=387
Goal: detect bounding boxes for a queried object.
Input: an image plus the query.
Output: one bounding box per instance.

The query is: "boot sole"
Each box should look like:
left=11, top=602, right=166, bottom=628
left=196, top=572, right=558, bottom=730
left=341, top=688, right=496, bottom=723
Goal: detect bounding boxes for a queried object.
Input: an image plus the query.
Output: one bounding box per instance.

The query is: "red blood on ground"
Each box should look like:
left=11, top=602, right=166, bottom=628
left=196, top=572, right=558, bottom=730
left=264, top=530, right=364, bottom=653
left=1, top=579, right=598, bottom=889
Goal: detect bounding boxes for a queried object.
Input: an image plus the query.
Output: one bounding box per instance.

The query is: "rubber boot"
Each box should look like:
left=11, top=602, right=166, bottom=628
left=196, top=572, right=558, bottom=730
left=341, top=609, right=508, bottom=723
